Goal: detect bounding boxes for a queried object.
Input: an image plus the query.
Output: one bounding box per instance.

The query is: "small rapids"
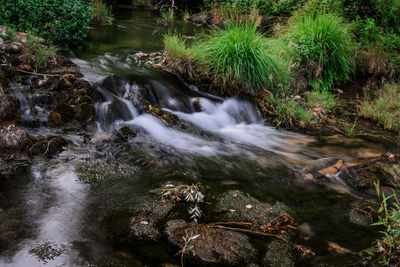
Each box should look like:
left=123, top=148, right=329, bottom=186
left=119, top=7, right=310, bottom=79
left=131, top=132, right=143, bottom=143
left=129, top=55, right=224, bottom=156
left=93, top=76, right=313, bottom=164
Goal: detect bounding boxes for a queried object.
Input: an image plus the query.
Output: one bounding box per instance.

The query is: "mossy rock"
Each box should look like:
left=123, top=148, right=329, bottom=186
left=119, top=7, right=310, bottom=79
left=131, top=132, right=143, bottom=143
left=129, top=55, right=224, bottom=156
left=263, top=240, right=295, bottom=267
left=0, top=94, right=21, bottom=125
left=214, top=190, right=293, bottom=229
left=53, top=103, right=75, bottom=122
left=166, top=220, right=257, bottom=266
left=74, top=103, right=95, bottom=123
left=105, top=196, right=175, bottom=246
left=0, top=124, right=31, bottom=153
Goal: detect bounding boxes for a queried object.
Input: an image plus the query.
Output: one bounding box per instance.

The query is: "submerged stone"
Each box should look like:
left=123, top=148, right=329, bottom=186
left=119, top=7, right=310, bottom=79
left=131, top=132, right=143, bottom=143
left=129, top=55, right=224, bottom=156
left=166, top=220, right=256, bottom=265
left=106, top=196, right=175, bottom=245
left=214, top=190, right=292, bottom=229
left=263, top=240, right=295, bottom=267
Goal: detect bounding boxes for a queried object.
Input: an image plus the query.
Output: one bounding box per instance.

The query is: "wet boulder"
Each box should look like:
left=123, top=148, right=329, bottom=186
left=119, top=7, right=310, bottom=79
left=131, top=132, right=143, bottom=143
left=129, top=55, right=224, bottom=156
left=48, top=103, right=75, bottom=127
left=166, top=220, right=256, bottom=266
left=263, top=240, right=295, bottom=267
left=74, top=103, right=95, bottom=124
left=214, top=190, right=293, bottom=230
left=0, top=93, right=21, bottom=124
left=29, top=136, right=66, bottom=158
left=0, top=124, right=31, bottom=153
left=106, top=196, right=175, bottom=246
left=339, top=164, right=395, bottom=192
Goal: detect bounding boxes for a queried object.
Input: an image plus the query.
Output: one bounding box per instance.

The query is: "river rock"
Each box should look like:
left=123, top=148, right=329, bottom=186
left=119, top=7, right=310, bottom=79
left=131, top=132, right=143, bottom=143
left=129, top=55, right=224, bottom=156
left=48, top=103, right=75, bottom=127
left=74, top=103, right=95, bottom=123
left=106, top=196, right=175, bottom=246
left=29, top=136, right=66, bottom=158
left=263, top=240, right=295, bottom=267
left=0, top=94, right=21, bottom=124
left=0, top=124, right=31, bottom=153
left=214, top=190, right=292, bottom=229
left=166, top=220, right=256, bottom=265
left=339, top=164, right=395, bottom=192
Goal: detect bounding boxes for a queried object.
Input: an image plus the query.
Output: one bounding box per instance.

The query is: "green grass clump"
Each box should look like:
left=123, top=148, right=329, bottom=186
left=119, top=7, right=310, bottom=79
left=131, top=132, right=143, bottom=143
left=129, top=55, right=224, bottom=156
left=266, top=95, right=313, bottom=128
left=307, top=88, right=337, bottom=110
left=286, top=12, right=355, bottom=89
left=193, top=21, right=288, bottom=95
left=359, top=83, right=400, bottom=132
left=92, top=0, right=113, bottom=25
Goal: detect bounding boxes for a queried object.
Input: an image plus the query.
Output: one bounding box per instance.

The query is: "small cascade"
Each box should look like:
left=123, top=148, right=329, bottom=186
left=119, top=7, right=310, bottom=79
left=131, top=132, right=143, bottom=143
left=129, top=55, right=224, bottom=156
left=93, top=76, right=311, bottom=160
left=5, top=78, right=56, bottom=128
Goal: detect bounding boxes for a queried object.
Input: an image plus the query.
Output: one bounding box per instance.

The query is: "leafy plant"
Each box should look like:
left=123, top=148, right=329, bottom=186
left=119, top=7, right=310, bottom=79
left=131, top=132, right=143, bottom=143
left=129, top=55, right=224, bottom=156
left=182, top=184, right=204, bottom=223
left=366, top=182, right=400, bottom=266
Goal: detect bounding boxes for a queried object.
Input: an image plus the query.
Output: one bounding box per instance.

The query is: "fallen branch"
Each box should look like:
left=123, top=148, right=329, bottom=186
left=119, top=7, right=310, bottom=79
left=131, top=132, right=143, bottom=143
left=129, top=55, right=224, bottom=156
left=16, top=69, right=61, bottom=77
left=208, top=223, right=286, bottom=241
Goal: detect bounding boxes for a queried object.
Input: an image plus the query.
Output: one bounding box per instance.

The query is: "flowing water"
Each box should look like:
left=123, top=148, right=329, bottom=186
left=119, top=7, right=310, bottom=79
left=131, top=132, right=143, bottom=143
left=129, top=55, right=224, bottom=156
left=0, top=8, right=394, bottom=266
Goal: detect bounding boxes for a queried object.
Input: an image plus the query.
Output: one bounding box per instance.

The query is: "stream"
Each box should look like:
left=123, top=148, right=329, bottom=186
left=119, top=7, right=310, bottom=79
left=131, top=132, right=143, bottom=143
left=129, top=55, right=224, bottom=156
left=0, top=8, right=393, bottom=266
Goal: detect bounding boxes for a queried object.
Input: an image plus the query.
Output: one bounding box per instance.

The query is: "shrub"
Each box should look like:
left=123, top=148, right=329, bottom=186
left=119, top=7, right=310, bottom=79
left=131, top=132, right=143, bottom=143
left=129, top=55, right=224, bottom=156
left=193, top=21, right=289, bottom=95
left=285, top=12, right=355, bottom=90
left=0, top=0, right=93, bottom=43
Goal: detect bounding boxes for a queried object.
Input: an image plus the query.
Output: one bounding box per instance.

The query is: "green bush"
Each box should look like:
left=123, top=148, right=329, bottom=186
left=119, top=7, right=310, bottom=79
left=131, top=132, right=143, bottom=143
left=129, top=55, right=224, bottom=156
left=285, top=12, right=355, bottom=89
left=0, top=0, right=93, bottom=43
left=193, top=21, right=289, bottom=95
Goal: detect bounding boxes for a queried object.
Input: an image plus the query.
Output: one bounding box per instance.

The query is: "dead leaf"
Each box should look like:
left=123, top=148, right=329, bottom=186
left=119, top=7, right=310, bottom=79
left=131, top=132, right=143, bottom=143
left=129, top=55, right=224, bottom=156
left=318, top=160, right=346, bottom=176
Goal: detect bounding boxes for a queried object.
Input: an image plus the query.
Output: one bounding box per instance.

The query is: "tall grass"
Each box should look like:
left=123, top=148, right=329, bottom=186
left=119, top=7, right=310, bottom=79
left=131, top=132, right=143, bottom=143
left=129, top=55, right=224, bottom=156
left=307, top=88, right=337, bottom=110
left=131, top=0, right=152, bottom=6
left=92, top=0, right=113, bottom=25
left=286, top=13, right=355, bottom=89
left=193, top=21, right=289, bottom=95
left=359, top=83, right=400, bottom=132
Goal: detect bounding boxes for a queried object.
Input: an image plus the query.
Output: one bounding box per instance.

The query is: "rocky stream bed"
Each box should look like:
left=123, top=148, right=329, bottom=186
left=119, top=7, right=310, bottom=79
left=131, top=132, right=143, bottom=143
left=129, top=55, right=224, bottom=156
left=0, top=8, right=399, bottom=267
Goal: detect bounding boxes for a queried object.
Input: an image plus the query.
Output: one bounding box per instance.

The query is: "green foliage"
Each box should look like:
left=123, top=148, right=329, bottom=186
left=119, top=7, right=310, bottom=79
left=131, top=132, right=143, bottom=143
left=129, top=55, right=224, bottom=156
left=285, top=12, right=355, bottom=89
left=0, top=0, right=93, bottom=43
left=359, top=83, right=400, bottom=132
left=193, top=21, right=288, bottom=95
left=367, top=182, right=400, bottom=266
